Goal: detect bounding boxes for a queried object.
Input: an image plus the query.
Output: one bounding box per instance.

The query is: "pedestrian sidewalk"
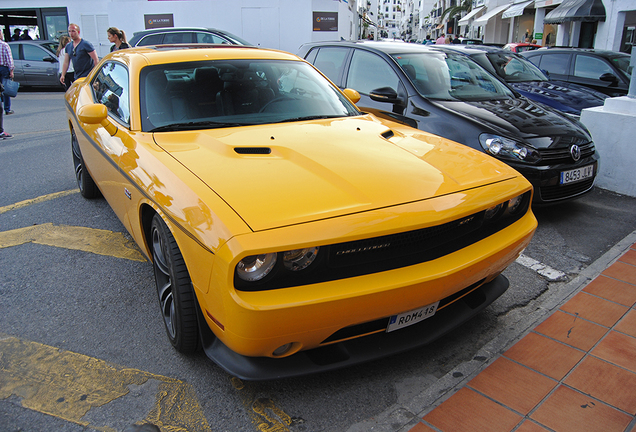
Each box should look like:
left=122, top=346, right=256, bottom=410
left=409, top=241, right=636, bottom=432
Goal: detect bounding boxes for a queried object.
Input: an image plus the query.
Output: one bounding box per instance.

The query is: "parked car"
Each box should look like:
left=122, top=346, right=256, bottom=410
left=298, top=41, right=599, bottom=205
left=128, top=27, right=251, bottom=47
left=503, top=43, right=542, bottom=53
left=436, top=44, right=607, bottom=117
left=8, top=40, right=64, bottom=89
left=66, top=44, right=536, bottom=379
left=521, top=48, right=631, bottom=97
left=458, top=38, right=484, bottom=45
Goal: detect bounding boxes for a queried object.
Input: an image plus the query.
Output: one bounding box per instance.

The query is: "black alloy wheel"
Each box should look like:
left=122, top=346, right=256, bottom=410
left=71, top=129, right=100, bottom=198
left=150, top=214, right=199, bottom=353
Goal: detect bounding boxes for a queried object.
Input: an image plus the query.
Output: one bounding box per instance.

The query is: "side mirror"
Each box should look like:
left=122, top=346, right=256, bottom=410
left=542, top=69, right=550, bottom=79
left=343, top=88, right=361, bottom=104
left=599, top=73, right=618, bottom=84
left=78, top=103, right=118, bottom=135
left=369, top=87, right=402, bottom=104
left=43, top=56, right=57, bottom=63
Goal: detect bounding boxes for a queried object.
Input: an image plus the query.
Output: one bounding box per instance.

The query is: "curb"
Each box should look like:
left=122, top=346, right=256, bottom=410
left=346, top=228, right=636, bottom=432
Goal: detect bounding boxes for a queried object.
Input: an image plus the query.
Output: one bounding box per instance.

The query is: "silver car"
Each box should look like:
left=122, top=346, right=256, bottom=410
left=8, top=40, right=64, bottom=89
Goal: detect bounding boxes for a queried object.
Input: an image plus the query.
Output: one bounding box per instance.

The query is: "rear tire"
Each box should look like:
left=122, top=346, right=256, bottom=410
left=150, top=214, right=199, bottom=353
left=71, top=129, right=100, bottom=198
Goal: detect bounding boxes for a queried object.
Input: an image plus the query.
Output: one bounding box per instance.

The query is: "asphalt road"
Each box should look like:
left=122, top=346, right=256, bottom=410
left=1, top=91, right=636, bottom=432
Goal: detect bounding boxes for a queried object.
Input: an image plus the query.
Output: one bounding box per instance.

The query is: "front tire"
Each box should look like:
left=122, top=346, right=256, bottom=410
left=151, top=214, right=199, bottom=353
left=71, top=129, right=99, bottom=198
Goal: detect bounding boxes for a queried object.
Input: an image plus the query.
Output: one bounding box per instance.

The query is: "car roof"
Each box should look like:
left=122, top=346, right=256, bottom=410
left=302, top=40, right=449, bottom=55
left=132, top=27, right=229, bottom=36
left=105, top=44, right=301, bottom=65
left=523, top=47, right=629, bottom=58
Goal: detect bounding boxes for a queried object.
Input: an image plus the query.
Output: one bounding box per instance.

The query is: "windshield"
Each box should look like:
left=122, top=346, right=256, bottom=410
left=485, top=52, right=548, bottom=83
left=391, top=52, right=515, bottom=101
left=140, top=59, right=360, bottom=132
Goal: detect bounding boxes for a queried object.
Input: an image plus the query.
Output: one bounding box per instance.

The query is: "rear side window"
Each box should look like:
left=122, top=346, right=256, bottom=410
left=137, top=34, right=163, bottom=46
left=573, top=55, right=613, bottom=79
left=538, top=53, right=570, bottom=75
left=163, top=32, right=193, bottom=44
left=346, top=50, right=400, bottom=95
left=312, top=47, right=349, bottom=85
left=195, top=32, right=228, bottom=44
left=9, top=44, right=19, bottom=60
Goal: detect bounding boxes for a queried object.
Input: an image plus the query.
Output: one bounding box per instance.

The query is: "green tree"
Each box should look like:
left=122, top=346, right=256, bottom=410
left=440, top=0, right=472, bottom=21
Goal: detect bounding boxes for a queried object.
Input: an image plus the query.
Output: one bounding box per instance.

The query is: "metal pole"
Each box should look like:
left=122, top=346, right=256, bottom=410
left=629, top=46, right=636, bottom=98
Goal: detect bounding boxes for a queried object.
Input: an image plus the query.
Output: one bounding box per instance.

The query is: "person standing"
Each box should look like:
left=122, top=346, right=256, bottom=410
left=56, top=36, right=74, bottom=90
left=435, top=33, right=446, bottom=44
left=107, top=27, right=129, bottom=51
left=60, top=23, right=99, bottom=87
left=0, top=31, right=15, bottom=115
left=452, top=35, right=461, bottom=44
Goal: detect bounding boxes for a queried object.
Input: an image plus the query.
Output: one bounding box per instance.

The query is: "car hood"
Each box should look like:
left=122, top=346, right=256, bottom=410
left=153, top=116, right=519, bottom=231
left=433, top=97, right=592, bottom=147
left=509, top=81, right=606, bottom=113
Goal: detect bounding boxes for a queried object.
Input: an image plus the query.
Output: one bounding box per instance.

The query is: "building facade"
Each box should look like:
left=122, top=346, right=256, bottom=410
left=0, top=0, right=359, bottom=56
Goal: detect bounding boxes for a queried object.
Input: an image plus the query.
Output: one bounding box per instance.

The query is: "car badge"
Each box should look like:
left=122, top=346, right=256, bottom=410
left=570, top=145, right=581, bottom=162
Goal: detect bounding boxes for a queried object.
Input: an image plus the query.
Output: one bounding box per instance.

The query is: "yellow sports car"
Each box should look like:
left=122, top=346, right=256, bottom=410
left=66, top=45, right=536, bottom=379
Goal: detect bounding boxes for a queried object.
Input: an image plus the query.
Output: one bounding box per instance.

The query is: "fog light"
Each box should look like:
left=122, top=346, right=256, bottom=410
left=272, top=343, right=294, bottom=357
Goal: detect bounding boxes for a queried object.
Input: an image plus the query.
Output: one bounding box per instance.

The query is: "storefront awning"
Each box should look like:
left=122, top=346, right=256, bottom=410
left=435, top=23, right=444, bottom=30
left=472, top=4, right=511, bottom=27
left=502, top=1, right=534, bottom=19
left=543, top=0, right=605, bottom=24
left=458, top=7, right=484, bottom=26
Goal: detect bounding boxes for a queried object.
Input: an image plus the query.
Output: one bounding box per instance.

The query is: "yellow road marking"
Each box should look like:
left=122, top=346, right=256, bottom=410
left=0, top=335, right=211, bottom=432
left=0, top=189, right=79, bottom=215
left=0, top=223, right=146, bottom=261
left=231, top=378, right=293, bottom=431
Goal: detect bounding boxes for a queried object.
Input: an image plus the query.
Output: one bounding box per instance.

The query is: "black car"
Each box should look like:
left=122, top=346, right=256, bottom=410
left=128, top=27, right=251, bottom=47
left=435, top=44, right=607, bottom=117
left=521, top=48, right=631, bottom=97
left=8, top=40, right=64, bottom=89
left=298, top=41, right=599, bottom=205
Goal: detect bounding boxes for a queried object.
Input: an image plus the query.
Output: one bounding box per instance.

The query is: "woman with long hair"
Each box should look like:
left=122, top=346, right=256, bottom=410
left=57, top=35, right=74, bottom=90
left=107, top=27, right=129, bottom=51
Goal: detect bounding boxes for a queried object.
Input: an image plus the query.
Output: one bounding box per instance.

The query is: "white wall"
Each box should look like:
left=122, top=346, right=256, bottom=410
left=0, top=0, right=356, bottom=54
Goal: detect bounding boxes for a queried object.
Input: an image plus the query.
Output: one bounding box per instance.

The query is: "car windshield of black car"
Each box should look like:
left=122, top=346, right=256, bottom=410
left=486, top=52, right=548, bottom=83
left=392, top=52, right=515, bottom=101
left=140, top=59, right=360, bottom=132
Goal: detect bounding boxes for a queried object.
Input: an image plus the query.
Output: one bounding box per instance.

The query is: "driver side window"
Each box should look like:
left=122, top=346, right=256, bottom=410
left=346, top=50, right=400, bottom=95
left=92, top=62, right=130, bottom=125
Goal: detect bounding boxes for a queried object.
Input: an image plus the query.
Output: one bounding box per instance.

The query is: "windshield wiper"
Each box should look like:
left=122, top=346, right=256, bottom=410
left=150, top=121, right=250, bottom=132
left=272, top=114, right=351, bottom=124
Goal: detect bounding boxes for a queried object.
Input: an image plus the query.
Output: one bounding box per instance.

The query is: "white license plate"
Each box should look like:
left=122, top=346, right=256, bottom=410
left=387, top=301, right=440, bottom=333
left=560, top=165, right=594, bottom=185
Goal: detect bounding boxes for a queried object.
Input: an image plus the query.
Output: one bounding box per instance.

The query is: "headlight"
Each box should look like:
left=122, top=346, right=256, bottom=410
left=283, top=247, right=319, bottom=271
left=236, top=253, right=277, bottom=281
left=508, top=195, right=524, bottom=214
left=479, top=134, right=539, bottom=163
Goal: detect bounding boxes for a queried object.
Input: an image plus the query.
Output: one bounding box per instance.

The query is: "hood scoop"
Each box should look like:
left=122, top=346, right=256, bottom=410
left=381, top=130, right=395, bottom=140
left=234, top=147, right=272, bottom=155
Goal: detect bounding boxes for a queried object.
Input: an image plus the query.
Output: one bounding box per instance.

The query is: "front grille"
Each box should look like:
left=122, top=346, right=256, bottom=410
left=538, top=142, right=595, bottom=165
left=234, top=191, right=532, bottom=291
left=540, top=177, right=595, bottom=201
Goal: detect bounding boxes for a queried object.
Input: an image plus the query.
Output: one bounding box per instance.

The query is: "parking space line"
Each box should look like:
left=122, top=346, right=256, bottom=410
left=516, top=254, right=567, bottom=281
left=0, top=189, right=78, bottom=215
left=0, top=222, right=146, bottom=261
left=0, top=335, right=211, bottom=431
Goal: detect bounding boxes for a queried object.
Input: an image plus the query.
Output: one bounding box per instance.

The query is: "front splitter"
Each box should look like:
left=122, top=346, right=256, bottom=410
left=198, top=274, right=509, bottom=380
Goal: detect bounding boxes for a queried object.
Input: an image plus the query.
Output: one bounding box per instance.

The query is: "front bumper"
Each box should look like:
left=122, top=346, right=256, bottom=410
left=199, top=274, right=509, bottom=380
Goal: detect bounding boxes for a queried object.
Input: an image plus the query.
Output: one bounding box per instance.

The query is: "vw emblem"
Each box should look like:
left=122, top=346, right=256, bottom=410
left=570, top=145, right=581, bottom=161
